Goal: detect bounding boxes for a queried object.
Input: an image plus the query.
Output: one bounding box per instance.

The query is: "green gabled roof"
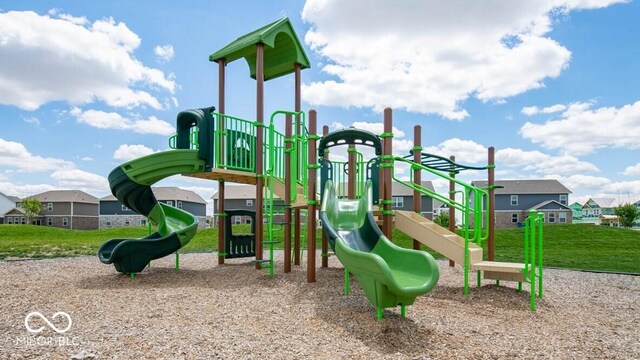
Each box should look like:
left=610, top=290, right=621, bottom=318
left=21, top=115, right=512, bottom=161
left=209, top=17, right=310, bottom=81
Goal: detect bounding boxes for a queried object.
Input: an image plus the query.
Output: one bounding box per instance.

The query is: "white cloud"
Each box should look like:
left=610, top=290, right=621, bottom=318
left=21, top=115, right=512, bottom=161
left=424, top=138, right=488, bottom=164
left=301, top=0, right=625, bottom=119
left=154, top=44, right=174, bottom=62
left=520, top=100, right=640, bottom=155
left=50, top=169, right=109, bottom=193
left=521, top=103, right=567, bottom=116
left=113, top=144, right=157, bottom=161
left=81, top=156, right=94, bottom=161
left=0, top=181, right=58, bottom=198
left=496, top=147, right=598, bottom=175
left=71, top=107, right=175, bottom=135
left=0, top=10, right=176, bottom=110
left=22, top=116, right=41, bottom=126
left=623, top=162, right=640, bottom=176
left=0, top=138, right=75, bottom=172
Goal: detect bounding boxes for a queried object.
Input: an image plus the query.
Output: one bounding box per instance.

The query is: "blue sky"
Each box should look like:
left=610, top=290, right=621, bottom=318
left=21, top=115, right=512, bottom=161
left=1, top=0, right=639, bottom=214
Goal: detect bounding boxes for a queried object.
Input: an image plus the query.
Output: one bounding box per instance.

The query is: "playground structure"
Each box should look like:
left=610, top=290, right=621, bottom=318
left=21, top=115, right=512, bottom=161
left=98, top=18, right=544, bottom=316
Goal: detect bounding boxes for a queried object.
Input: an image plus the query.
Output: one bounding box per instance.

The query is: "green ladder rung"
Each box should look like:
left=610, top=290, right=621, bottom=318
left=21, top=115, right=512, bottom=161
left=251, top=259, right=271, bottom=263
left=262, top=241, right=281, bottom=244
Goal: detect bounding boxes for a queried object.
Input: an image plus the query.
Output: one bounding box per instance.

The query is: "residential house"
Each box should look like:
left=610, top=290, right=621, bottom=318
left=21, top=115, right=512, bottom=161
left=581, top=197, right=640, bottom=227
left=569, top=202, right=584, bottom=224
left=211, top=185, right=286, bottom=226
left=211, top=181, right=436, bottom=225
left=390, top=181, right=436, bottom=219
left=31, top=190, right=99, bottom=230
left=0, top=192, right=19, bottom=224
left=471, top=179, right=572, bottom=228
left=100, top=187, right=207, bottom=229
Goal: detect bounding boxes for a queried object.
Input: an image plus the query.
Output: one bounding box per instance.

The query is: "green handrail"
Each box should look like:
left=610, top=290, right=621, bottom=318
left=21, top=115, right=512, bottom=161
left=211, top=112, right=258, bottom=172
left=391, top=156, right=489, bottom=295
left=524, top=210, right=544, bottom=311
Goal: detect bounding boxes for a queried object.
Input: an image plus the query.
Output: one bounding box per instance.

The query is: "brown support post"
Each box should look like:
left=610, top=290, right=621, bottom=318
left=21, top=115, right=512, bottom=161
left=255, top=43, right=265, bottom=269
left=412, top=125, right=421, bottom=250
left=321, top=125, right=329, bottom=268
left=382, top=108, right=393, bottom=240
left=217, top=58, right=226, bottom=265
left=307, top=110, right=318, bottom=283
left=488, top=146, right=496, bottom=261
left=449, top=155, right=456, bottom=267
left=294, top=64, right=302, bottom=266
left=348, top=144, right=356, bottom=199
left=284, top=115, right=293, bottom=273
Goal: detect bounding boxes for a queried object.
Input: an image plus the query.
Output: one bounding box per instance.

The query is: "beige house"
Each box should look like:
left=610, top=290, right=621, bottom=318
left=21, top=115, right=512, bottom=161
left=31, top=190, right=99, bottom=230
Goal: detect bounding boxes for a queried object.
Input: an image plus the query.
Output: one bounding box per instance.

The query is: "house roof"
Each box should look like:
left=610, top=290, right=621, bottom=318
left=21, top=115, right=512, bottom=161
left=527, top=200, right=572, bottom=211
left=392, top=181, right=435, bottom=196
left=471, top=179, right=571, bottom=195
left=3, top=207, right=25, bottom=216
left=583, top=197, right=640, bottom=209
left=101, top=187, right=206, bottom=204
left=8, top=196, right=20, bottom=203
left=209, top=17, right=310, bottom=81
left=32, top=190, right=98, bottom=204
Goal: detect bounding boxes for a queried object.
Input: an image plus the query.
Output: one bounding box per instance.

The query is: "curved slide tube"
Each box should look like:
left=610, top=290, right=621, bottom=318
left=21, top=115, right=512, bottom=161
left=320, top=180, right=439, bottom=316
left=98, top=150, right=205, bottom=274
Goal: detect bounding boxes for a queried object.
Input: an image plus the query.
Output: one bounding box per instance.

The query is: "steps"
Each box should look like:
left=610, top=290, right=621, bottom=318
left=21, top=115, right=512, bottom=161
left=270, top=177, right=307, bottom=208
left=393, top=210, right=525, bottom=283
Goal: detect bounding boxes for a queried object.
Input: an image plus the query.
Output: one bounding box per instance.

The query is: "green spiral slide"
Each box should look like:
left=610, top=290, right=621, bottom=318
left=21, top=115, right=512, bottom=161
left=98, top=149, right=205, bottom=274
left=320, top=180, right=439, bottom=317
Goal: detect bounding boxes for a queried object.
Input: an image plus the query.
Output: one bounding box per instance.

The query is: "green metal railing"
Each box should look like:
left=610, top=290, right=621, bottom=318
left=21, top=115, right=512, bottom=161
left=169, top=128, right=200, bottom=150
left=212, top=113, right=258, bottom=172
left=524, top=210, right=544, bottom=311
left=391, top=157, right=489, bottom=295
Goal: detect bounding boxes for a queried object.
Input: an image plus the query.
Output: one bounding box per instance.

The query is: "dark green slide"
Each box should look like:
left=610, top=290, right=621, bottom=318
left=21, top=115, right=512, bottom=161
left=320, top=180, right=439, bottom=315
left=98, top=150, right=205, bottom=274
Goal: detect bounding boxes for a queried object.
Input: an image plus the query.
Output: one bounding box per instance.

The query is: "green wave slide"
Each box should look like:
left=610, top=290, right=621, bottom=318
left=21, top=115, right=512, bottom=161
left=320, top=180, right=439, bottom=316
left=98, top=149, right=205, bottom=274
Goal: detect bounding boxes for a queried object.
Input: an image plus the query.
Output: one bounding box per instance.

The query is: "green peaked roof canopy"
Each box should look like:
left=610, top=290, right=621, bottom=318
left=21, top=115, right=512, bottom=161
left=209, top=17, right=311, bottom=81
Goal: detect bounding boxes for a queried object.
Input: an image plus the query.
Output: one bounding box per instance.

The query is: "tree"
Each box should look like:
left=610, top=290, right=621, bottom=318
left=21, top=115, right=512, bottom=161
left=434, top=213, right=450, bottom=228
left=614, top=203, right=640, bottom=228
left=21, top=197, right=41, bottom=225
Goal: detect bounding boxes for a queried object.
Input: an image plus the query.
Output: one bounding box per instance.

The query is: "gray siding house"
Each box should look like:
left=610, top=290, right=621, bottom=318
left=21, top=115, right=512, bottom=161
left=471, top=179, right=572, bottom=228
left=0, top=192, right=19, bottom=224
left=211, top=181, right=436, bottom=225
left=100, top=187, right=207, bottom=229
left=212, top=185, right=286, bottom=226
left=31, top=190, right=99, bottom=230
left=391, top=181, right=436, bottom=220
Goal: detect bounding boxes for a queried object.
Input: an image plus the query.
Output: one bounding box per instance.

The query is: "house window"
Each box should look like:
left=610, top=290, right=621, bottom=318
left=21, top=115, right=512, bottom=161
left=105, top=220, right=111, bottom=227
left=14, top=217, right=20, bottom=224
left=177, top=201, right=183, bottom=209
left=549, top=213, right=555, bottom=223
left=511, top=213, right=518, bottom=223
left=511, top=195, right=518, bottom=206
left=166, top=200, right=174, bottom=207
left=62, top=217, right=68, bottom=226
left=246, top=199, right=253, bottom=207
left=245, top=218, right=251, bottom=224
left=140, top=219, right=146, bottom=226
left=122, top=204, right=129, bottom=211
left=234, top=216, right=241, bottom=225
left=392, top=197, right=404, bottom=208
left=7, top=217, right=12, bottom=224
left=21, top=217, right=26, bottom=224
left=125, top=220, right=130, bottom=226
left=47, top=203, right=53, bottom=212
left=559, top=195, right=567, bottom=205
left=559, top=212, right=567, bottom=223
left=47, top=218, right=52, bottom=226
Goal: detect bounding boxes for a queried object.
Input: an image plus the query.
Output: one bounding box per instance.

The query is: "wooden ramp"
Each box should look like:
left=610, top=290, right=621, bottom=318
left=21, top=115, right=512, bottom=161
left=270, top=178, right=307, bottom=209
left=394, top=210, right=482, bottom=265
left=394, top=210, right=527, bottom=283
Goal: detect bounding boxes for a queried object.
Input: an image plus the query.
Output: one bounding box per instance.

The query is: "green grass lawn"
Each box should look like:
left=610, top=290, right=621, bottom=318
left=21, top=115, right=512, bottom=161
left=0, top=224, right=638, bottom=273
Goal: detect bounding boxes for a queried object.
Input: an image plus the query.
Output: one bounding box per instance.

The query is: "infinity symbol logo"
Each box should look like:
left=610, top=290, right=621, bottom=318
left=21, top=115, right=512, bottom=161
left=24, top=312, right=72, bottom=334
